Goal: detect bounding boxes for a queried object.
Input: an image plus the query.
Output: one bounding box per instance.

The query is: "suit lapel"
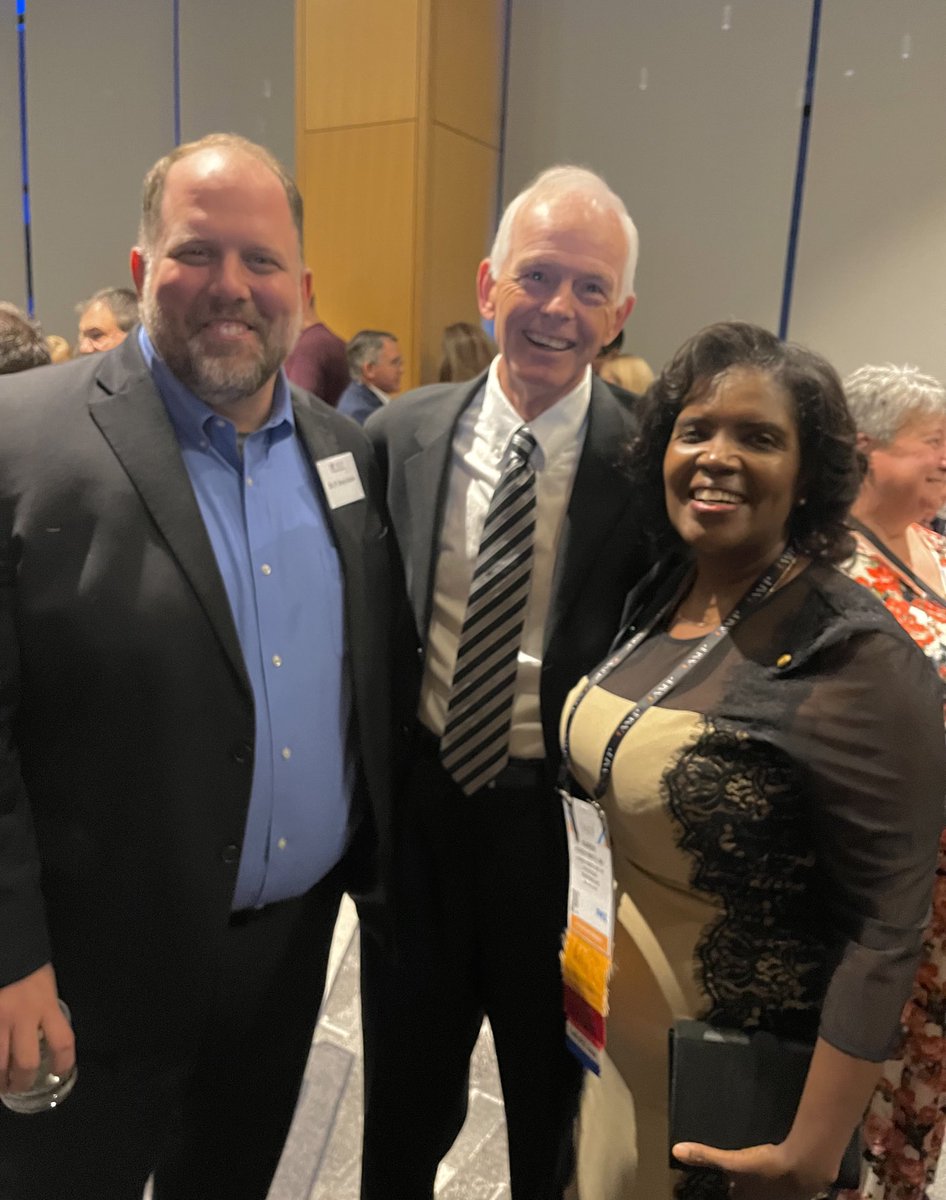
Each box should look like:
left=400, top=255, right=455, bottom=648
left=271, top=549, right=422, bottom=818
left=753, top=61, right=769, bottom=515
left=290, top=390, right=368, bottom=560
left=359, top=381, right=381, bottom=416
left=88, top=338, right=250, bottom=694
left=545, top=379, right=634, bottom=652
left=403, top=377, right=483, bottom=633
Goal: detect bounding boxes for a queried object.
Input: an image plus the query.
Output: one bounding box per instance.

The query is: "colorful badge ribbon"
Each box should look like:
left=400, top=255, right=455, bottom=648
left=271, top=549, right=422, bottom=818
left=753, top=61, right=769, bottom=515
left=560, top=791, right=614, bottom=1075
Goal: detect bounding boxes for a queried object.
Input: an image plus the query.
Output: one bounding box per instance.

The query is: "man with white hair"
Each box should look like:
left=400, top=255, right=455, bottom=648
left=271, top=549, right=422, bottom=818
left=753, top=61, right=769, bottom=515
left=360, top=165, right=649, bottom=1198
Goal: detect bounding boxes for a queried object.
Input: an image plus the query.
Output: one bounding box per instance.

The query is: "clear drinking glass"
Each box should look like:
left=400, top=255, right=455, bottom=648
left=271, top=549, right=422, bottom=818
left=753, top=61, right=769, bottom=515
left=1, top=999, right=77, bottom=1114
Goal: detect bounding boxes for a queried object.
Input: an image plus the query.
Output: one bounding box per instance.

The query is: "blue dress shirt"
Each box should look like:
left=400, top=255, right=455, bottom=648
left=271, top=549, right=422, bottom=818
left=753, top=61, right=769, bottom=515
left=139, top=329, right=353, bottom=909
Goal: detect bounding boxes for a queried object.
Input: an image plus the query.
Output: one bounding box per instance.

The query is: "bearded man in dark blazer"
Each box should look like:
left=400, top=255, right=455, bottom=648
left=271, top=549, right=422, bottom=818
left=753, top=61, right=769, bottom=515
left=360, top=166, right=649, bottom=1199
left=0, top=133, right=399, bottom=1200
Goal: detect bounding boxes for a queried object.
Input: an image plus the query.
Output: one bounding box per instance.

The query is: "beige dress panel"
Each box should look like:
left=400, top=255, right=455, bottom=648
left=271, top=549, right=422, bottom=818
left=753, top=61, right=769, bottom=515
left=562, top=680, right=719, bottom=1199
left=558, top=566, right=946, bottom=1200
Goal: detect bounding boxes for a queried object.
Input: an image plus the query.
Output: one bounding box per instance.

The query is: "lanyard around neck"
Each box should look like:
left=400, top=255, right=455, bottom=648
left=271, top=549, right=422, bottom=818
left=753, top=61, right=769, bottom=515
left=561, top=547, right=797, bottom=800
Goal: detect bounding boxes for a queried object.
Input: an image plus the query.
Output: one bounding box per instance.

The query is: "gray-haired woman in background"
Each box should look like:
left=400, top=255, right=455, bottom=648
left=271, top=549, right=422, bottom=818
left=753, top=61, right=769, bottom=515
left=839, top=364, right=946, bottom=1200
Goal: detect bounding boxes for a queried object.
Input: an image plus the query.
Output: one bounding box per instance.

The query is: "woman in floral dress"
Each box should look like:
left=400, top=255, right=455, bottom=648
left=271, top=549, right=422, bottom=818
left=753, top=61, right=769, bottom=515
left=840, top=363, right=946, bottom=1200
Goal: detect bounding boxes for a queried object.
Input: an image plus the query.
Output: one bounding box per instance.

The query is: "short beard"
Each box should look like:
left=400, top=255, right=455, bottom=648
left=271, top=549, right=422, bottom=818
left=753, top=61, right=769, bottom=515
left=141, top=285, right=300, bottom=410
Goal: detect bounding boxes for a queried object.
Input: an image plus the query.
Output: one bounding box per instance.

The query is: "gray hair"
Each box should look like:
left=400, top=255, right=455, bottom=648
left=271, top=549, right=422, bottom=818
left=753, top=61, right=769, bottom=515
left=76, top=287, right=140, bottom=332
left=488, top=165, right=639, bottom=303
left=0, top=302, right=51, bottom=374
left=347, top=329, right=396, bottom=381
left=843, top=363, right=946, bottom=444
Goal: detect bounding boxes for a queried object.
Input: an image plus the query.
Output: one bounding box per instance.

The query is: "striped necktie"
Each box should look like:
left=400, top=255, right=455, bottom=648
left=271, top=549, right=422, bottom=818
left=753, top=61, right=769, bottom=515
left=440, top=426, right=538, bottom=795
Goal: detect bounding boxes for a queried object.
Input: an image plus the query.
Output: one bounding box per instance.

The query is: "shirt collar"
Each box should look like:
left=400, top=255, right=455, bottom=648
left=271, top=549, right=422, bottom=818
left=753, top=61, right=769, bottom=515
left=482, top=356, right=591, bottom=467
left=138, top=325, right=295, bottom=449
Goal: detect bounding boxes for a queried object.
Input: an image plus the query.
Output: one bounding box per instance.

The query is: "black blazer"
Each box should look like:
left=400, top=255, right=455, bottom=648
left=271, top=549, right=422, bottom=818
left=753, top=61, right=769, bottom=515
left=0, top=334, right=398, bottom=1055
left=365, top=371, right=650, bottom=768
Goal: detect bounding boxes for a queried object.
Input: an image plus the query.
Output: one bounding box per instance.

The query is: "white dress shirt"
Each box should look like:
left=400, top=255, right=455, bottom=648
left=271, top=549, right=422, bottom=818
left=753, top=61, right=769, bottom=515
left=419, top=357, right=591, bottom=759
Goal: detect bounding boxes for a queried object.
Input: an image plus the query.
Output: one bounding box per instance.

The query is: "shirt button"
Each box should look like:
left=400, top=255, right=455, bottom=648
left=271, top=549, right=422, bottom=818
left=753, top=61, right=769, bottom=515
left=272, top=654, right=282, bottom=667
left=246, top=476, right=254, bottom=487
left=199, top=439, right=209, bottom=450
left=215, top=419, right=226, bottom=428
left=261, top=563, right=272, bottom=576
left=277, top=837, right=287, bottom=851
left=281, top=746, right=292, bottom=759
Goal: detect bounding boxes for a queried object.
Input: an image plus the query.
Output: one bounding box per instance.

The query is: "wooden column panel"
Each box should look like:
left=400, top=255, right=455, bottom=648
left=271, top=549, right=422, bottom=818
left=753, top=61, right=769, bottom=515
left=297, top=0, right=504, bottom=388
left=421, top=126, right=499, bottom=381
left=300, top=122, right=417, bottom=344
left=431, top=0, right=504, bottom=146
left=303, top=0, right=420, bottom=130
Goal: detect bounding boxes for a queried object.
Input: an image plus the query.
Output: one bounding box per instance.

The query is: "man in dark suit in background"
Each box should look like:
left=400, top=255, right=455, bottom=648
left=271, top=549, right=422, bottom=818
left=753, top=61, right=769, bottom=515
left=75, top=286, right=139, bottom=355
left=360, top=165, right=647, bottom=1199
left=0, top=133, right=398, bottom=1200
left=337, top=328, right=404, bottom=425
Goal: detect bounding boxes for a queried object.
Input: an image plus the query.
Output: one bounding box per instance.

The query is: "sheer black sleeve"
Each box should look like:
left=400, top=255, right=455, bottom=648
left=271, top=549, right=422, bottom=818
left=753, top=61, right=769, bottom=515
left=789, top=630, right=945, bottom=1060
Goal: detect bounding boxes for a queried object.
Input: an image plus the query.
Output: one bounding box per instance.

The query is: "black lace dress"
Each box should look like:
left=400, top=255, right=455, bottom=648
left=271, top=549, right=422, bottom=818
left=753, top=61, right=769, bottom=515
left=562, top=562, right=946, bottom=1200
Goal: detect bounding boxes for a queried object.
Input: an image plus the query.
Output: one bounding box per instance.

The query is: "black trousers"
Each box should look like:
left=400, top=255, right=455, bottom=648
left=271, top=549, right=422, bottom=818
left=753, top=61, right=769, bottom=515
left=360, top=749, right=582, bottom=1200
left=0, top=866, right=344, bottom=1200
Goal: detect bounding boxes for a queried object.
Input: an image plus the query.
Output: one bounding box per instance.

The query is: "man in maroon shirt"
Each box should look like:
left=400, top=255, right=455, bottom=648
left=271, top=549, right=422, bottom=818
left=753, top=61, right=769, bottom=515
left=284, top=289, right=349, bottom=406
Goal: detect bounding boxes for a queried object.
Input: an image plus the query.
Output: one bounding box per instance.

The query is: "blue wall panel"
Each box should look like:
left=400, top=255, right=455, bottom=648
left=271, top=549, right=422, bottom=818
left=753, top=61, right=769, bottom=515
left=0, top=4, right=27, bottom=310
left=20, top=1, right=296, bottom=344
left=790, top=0, right=946, bottom=379
left=502, top=0, right=946, bottom=381
left=502, top=0, right=812, bottom=373
left=179, top=0, right=295, bottom=172
left=25, top=0, right=174, bottom=341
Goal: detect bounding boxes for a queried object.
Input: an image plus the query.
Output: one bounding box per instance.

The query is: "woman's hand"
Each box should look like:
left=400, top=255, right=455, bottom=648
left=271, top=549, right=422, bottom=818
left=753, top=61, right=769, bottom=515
left=672, top=1140, right=833, bottom=1200
left=672, top=1040, right=878, bottom=1198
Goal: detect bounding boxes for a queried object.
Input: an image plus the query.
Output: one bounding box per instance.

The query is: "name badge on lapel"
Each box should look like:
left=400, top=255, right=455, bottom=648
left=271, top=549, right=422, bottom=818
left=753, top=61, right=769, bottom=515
left=316, top=452, right=366, bottom=509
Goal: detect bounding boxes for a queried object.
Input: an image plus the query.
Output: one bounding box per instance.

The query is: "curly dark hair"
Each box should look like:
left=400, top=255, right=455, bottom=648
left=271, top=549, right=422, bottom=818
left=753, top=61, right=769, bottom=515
left=629, top=321, right=859, bottom=563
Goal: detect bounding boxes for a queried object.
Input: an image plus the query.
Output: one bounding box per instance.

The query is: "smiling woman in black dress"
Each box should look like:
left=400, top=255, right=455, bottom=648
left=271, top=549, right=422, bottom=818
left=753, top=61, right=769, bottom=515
left=563, top=323, right=946, bottom=1200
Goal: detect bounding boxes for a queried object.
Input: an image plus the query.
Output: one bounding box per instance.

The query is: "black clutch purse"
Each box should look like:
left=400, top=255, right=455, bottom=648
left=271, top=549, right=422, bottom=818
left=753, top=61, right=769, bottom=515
left=668, top=1019, right=861, bottom=1190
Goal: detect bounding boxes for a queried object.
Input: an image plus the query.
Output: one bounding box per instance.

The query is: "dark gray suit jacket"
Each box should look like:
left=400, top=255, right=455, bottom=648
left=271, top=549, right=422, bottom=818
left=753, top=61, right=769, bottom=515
left=365, top=371, right=650, bottom=768
left=0, top=333, right=398, bottom=1055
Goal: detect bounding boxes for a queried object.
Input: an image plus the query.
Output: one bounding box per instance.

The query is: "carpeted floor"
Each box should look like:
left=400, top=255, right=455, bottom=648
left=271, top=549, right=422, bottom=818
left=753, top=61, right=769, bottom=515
left=272, top=897, right=946, bottom=1200
left=268, top=896, right=511, bottom=1199
left=147, top=897, right=946, bottom=1199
